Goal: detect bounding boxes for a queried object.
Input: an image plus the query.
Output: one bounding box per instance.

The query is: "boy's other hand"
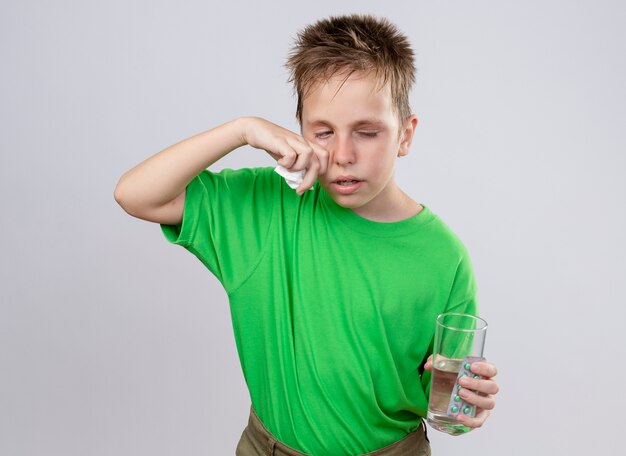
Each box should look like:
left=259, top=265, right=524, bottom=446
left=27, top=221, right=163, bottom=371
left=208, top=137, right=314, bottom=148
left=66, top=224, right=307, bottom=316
left=424, top=355, right=499, bottom=431
left=240, top=117, right=328, bottom=194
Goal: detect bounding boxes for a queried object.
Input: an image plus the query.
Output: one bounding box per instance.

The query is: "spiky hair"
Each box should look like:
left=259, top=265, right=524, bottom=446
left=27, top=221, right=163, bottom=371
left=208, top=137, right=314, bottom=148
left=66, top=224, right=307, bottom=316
left=285, top=14, right=416, bottom=125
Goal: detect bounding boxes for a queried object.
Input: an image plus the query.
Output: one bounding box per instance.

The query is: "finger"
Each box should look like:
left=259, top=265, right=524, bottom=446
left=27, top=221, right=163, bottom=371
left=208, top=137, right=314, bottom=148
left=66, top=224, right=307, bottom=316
left=423, top=355, right=434, bottom=371
left=288, top=149, right=313, bottom=173
left=471, top=362, right=498, bottom=379
left=308, top=141, right=329, bottom=176
left=285, top=137, right=314, bottom=171
left=457, top=388, right=496, bottom=411
left=296, top=160, right=320, bottom=195
left=275, top=143, right=298, bottom=169
left=458, top=376, right=500, bottom=396
left=456, top=408, right=489, bottom=429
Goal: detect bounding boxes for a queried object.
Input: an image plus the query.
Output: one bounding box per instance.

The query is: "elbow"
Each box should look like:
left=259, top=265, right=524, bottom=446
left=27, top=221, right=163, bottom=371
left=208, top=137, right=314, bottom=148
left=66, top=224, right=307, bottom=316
left=113, top=174, right=183, bottom=224
left=113, top=181, right=124, bottom=207
left=113, top=176, right=161, bottom=221
left=113, top=177, right=135, bottom=215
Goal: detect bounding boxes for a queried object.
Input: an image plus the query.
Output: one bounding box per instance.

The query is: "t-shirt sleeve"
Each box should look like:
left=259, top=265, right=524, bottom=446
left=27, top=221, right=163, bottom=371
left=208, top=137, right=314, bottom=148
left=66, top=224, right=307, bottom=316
left=444, top=249, right=479, bottom=317
left=422, top=245, right=480, bottom=397
left=441, top=248, right=481, bottom=361
left=160, top=167, right=277, bottom=293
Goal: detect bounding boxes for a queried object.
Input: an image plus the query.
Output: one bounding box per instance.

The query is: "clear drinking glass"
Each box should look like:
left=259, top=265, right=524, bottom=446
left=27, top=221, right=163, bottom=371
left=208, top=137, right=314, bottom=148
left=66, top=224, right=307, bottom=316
left=426, top=312, right=488, bottom=435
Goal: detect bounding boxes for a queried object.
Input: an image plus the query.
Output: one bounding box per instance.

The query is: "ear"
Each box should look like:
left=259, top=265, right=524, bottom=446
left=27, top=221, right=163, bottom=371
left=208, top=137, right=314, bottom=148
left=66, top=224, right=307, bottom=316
left=398, top=115, right=419, bottom=157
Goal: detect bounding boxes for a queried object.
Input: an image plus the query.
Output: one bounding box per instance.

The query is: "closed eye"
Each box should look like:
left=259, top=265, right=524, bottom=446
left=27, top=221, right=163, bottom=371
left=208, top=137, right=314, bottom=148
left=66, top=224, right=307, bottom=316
left=315, top=131, right=333, bottom=139
left=358, top=131, right=379, bottom=138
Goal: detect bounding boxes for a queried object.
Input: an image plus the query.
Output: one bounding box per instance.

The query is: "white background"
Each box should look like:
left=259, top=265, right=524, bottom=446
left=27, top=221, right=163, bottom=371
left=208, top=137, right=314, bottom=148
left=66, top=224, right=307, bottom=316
left=1, top=1, right=624, bottom=454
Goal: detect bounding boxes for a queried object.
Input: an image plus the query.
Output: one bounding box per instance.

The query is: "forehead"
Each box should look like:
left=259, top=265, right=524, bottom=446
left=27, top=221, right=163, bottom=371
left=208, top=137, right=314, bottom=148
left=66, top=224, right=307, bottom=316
left=301, top=71, right=397, bottom=127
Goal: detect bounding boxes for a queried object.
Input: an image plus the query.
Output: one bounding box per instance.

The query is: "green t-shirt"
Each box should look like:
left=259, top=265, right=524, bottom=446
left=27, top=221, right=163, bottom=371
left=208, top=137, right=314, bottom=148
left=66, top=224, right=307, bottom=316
left=161, top=167, right=478, bottom=455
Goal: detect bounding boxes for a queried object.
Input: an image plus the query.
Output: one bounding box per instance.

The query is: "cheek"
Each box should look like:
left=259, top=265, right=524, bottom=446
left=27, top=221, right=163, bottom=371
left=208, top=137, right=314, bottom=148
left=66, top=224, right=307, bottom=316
left=316, top=137, right=331, bottom=148
left=366, top=141, right=399, bottom=170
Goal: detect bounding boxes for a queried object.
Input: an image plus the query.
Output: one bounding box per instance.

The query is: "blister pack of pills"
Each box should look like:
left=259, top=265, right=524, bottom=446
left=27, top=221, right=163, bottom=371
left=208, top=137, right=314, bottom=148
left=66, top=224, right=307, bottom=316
left=447, top=356, right=485, bottom=418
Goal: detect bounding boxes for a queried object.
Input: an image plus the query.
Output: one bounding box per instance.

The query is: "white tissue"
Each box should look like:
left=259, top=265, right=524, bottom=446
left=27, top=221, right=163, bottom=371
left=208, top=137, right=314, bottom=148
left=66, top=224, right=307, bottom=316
left=274, top=165, right=312, bottom=191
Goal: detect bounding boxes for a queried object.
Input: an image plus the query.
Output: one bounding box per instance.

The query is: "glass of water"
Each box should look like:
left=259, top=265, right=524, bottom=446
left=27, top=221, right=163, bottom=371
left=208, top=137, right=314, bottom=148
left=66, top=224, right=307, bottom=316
left=426, top=312, right=488, bottom=435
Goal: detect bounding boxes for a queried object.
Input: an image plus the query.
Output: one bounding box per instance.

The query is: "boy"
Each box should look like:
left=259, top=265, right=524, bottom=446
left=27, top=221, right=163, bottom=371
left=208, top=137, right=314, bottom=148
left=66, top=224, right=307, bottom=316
left=115, top=14, right=499, bottom=456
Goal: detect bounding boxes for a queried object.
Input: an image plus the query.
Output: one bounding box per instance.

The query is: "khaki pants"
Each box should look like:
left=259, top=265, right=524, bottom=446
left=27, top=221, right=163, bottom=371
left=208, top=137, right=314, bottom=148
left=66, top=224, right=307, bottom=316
left=236, top=405, right=431, bottom=456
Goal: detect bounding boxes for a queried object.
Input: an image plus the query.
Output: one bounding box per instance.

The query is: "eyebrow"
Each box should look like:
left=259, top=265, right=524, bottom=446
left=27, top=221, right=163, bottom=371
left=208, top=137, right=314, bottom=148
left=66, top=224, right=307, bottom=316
left=306, top=119, right=386, bottom=129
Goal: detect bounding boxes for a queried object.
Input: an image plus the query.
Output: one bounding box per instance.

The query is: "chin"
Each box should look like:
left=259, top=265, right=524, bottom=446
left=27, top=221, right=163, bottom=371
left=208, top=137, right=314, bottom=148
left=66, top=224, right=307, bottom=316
left=329, top=194, right=365, bottom=209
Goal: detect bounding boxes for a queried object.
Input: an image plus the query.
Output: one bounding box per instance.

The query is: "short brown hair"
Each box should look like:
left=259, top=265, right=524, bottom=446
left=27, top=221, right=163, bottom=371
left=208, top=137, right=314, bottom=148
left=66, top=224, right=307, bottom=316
left=285, top=14, right=416, bottom=127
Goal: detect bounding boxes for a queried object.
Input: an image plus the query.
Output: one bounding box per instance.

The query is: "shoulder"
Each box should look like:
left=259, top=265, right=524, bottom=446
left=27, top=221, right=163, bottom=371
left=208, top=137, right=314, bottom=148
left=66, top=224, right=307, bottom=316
left=199, top=166, right=276, bottom=181
left=192, top=166, right=282, bottom=193
left=191, top=166, right=305, bottom=213
left=423, top=208, right=473, bottom=262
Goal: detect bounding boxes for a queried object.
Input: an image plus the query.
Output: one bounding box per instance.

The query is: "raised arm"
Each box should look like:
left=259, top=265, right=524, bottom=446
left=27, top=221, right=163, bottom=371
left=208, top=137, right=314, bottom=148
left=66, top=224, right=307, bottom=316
left=113, top=117, right=328, bottom=225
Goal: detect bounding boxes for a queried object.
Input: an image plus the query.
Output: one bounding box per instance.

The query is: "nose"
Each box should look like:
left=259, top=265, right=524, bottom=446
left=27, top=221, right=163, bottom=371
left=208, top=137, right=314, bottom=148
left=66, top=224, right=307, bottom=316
left=331, top=134, right=356, bottom=166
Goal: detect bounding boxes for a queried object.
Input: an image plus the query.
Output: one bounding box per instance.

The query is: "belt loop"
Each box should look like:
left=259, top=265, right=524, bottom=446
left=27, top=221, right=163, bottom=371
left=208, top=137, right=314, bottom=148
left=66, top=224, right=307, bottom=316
left=267, top=436, right=278, bottom=455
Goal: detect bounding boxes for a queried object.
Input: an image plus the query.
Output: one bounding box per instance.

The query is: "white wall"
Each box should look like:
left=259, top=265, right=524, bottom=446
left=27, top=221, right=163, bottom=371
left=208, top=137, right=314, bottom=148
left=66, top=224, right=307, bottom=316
left=1, top=0, right=624, bottom=454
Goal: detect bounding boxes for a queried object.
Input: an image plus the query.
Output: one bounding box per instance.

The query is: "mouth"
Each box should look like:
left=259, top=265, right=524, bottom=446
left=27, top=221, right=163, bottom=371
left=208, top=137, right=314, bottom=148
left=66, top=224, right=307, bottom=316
left=335, top=179, right=360, bottom=186
left=330, top=177, right=363, bottom=194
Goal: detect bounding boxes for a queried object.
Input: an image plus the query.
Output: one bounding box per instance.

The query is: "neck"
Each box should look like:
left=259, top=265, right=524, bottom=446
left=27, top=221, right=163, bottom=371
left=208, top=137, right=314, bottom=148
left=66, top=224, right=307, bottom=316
left=353, top=187, right=423, bottom=222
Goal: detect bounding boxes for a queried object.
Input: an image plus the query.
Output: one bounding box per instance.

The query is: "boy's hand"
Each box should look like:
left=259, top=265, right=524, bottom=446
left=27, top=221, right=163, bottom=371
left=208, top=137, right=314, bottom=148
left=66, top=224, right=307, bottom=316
left=424, top=355, right=499, bottom=430
left=241, top=116, right=329, bottom=194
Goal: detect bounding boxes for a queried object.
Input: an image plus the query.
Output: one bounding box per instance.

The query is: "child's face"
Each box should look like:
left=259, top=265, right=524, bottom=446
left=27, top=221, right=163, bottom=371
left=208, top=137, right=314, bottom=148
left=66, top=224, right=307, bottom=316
left=301, top=71, right=417, bottom=220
